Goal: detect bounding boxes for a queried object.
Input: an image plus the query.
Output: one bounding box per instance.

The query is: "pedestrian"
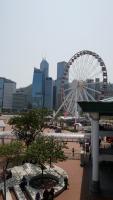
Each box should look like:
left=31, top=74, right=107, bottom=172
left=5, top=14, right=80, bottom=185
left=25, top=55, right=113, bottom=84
left=35, top=191, right=41, bottom=200
left=72, top=147, right=74, bottom=157
left=99, top=137, right=101, bottom=147
left=64, top=176, right=69, bottom=190
left=21, top=176, right=27, bottom=186
left=19, top=176, right=27, bottom=191
left=48, top=188, right=54, bottom=200
left=6, top=170, right=12, bottom=179
left=43, top=188, right=49, bottom=200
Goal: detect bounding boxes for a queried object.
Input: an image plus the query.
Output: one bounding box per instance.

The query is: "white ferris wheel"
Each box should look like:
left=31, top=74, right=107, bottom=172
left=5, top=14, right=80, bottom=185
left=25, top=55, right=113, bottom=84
left=55, top=50, right=108, bottom=118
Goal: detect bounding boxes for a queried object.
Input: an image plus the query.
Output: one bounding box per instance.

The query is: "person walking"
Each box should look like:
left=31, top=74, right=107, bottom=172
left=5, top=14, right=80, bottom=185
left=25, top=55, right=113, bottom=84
left=48, top=188, right=55, bottom=200
left=72, top=147, right=75, bottom=157
left=19, top=176, right=27, bottom=191
left=35, top=191, right=41, bottom=200
left=64, top=176, right=69, bottom=190
left=43, top=188, right=49, bottom=200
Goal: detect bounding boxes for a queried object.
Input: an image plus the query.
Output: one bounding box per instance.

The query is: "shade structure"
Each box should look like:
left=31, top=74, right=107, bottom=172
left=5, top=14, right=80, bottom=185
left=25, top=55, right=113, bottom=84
left=78, top=101, right=113, bottom=115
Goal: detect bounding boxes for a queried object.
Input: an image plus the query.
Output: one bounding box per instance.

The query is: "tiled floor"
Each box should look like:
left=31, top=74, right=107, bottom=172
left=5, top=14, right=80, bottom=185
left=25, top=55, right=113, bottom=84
left=56, top=159, right=113, bottom=200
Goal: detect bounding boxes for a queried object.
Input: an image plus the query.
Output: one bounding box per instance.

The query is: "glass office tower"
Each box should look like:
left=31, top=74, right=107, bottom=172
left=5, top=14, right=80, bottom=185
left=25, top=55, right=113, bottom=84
left=32, top=68, right=44, bottom=108
left=57, top=61, right=67, bottom=79
left=0, top=78, right=16, bottom=111
left=44, top=77, right=53, bottom=110
left=56, top=61, right=68, bottom=108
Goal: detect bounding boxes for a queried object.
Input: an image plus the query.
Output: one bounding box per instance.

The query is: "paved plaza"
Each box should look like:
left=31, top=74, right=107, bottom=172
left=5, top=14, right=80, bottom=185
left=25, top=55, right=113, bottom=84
left=56, top=159, right=113, bottom=200
left=0, top=116, right=113, bottom=200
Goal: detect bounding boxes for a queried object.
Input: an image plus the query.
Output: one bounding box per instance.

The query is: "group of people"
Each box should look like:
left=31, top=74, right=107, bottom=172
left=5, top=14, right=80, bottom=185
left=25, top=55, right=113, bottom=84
left=20, top=175, right=68, bottom=200
left=35, top=188, right=54, bottom=200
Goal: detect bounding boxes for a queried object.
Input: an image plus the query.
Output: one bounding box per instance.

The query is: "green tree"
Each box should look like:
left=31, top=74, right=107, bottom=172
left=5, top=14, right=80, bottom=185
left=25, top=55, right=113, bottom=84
left=0, top=141, right=24, bottom=200
left=26, top=136, right=48, bottom=179
left=46, top=136, right=68, bottom=167
left=26, top=136, right=68, bottom=177
left=8, top=109, right=48, bottom=147
left=0, top=141, right=23, bottom=168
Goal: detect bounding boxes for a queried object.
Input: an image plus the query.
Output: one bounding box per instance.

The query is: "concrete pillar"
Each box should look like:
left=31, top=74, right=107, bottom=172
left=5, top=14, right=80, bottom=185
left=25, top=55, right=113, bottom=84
left=91, top=120, right=93, bottom=156
left=91, top=113, right=100, bottom=193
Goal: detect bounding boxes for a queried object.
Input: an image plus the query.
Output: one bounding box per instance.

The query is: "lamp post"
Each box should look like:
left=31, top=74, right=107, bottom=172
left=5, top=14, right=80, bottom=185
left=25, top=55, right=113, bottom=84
left=3, top=166, right=6, bottom=200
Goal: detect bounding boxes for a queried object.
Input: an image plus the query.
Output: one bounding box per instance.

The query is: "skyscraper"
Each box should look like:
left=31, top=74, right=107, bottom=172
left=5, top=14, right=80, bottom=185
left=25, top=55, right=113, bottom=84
left=40, top=59, right=49, bottom=78
left=44, top=77, right=53, bottom=110
left=32, top=68, right=44, bottom=108
left=0, top=78, right=4, bottom=110
left=53, top=81, right=56, bottom=110
left=56, top=61, right=68, bottom=109
left=0, top=77, right=16, bottom=111
left=57, top=61, right=67, bottom=79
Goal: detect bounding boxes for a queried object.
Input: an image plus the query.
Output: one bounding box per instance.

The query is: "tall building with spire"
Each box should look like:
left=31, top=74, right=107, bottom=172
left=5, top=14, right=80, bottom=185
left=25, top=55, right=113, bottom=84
left=32, top=59, right=53, bottom=110
left=40, top=58, right=49, bottom=78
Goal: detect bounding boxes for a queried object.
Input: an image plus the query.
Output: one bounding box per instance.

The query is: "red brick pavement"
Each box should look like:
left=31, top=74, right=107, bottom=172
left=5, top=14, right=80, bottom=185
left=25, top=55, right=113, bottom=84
left=56, top=160, right=83, bottom=200
left=56, top=160, right=113, bottom=200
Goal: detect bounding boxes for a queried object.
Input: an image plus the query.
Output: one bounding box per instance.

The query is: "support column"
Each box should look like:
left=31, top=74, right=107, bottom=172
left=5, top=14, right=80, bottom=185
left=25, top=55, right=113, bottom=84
left=91, top=113, right=100, bottom=193
left=91, top=120, right=93, bottom=156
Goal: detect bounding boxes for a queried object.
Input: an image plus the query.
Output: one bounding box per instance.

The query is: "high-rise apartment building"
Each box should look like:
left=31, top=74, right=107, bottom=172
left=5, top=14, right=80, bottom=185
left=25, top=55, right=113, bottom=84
left=40, top=59, right=49, bottom=78
left=44, top=77, right=53, bottom=110
left=0, top=77, right=16, bottom=111
left=32, top=68, right=44, bottom=108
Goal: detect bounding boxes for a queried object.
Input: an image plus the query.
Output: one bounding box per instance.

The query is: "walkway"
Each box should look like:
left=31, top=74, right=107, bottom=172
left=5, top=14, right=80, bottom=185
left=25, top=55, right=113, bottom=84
left=56, top=160, right=83, bottom=200
left=56, top=159, right=113, bottom=200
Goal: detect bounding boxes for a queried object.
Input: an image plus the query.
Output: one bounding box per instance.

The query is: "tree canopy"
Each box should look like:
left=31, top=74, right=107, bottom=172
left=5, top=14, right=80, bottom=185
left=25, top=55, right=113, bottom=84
left=8, top=109, right=48, bottom=146
left=0, top=141, right=23, bottom=169
left=26, top=135, right=67, bottom=169
left=45, top=136, right=68, bottom=166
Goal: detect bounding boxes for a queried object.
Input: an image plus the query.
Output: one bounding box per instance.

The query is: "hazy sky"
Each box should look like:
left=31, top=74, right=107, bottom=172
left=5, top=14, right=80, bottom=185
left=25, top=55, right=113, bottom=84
left=0, top=0, right=113, bottom=88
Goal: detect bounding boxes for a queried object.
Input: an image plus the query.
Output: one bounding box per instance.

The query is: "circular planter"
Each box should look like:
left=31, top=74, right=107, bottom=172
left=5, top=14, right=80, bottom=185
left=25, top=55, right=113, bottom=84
left=29, top=173, right=59, bottom=189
